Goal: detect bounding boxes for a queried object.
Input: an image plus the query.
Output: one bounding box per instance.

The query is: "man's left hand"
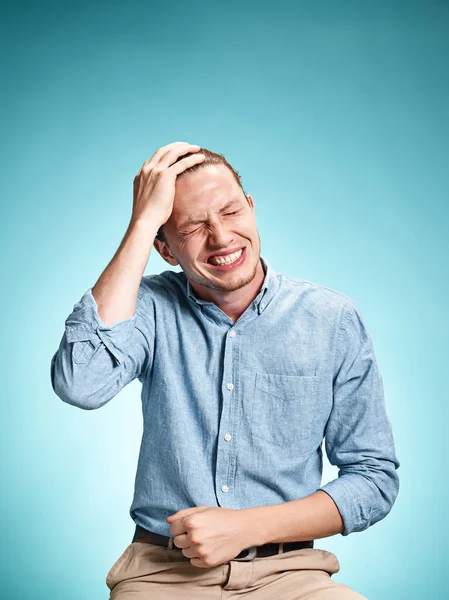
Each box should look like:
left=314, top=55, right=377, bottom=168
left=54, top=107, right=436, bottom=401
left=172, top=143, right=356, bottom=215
left=166, top=506, right=257, bottom=568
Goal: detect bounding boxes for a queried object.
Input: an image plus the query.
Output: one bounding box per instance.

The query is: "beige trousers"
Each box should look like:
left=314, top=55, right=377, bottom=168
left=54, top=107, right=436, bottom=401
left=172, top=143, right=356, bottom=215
left=106, top=541, right=368, bottom=599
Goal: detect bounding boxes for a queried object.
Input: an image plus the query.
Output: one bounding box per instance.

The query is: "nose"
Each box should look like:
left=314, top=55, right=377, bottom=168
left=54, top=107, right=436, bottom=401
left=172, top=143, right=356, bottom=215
left=207, top=220, right=234, bottom=247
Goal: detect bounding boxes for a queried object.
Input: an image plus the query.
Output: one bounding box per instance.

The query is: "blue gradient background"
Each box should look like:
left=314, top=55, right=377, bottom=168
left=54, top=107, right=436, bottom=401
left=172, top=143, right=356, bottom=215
left=1, top=1, right=447, bottom=598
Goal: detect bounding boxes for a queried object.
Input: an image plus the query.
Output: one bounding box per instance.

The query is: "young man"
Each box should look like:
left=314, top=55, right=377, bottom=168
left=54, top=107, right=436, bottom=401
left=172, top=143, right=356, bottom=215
left=51, top=141, right=400, bottom=599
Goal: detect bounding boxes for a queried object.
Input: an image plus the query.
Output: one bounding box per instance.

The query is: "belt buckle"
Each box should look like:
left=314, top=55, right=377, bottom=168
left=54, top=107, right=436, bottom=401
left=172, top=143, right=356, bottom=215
left=233, top=546, right=258, bottom=561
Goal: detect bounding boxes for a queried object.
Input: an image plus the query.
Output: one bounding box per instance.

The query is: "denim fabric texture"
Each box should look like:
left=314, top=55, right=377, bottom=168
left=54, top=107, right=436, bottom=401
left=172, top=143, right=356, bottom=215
left=51, top=255, right=400, bottom=537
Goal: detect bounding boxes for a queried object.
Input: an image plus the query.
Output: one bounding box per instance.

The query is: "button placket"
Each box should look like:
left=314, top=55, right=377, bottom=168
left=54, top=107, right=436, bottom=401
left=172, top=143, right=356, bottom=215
left=217, top=325, right=241, bottom=502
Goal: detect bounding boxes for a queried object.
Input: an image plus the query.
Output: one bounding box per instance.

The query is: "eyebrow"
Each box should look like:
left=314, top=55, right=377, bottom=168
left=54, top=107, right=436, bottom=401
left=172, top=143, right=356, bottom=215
left=179, top=198, right=242, bottom=229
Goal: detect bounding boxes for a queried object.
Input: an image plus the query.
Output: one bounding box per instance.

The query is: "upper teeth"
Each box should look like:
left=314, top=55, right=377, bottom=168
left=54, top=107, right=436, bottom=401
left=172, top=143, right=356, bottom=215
left=210, top=248, right=243, bottom=265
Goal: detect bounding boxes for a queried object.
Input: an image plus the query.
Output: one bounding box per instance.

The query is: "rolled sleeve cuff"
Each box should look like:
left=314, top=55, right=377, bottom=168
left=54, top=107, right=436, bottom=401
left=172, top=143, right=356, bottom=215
left=318, top=474, right=374, bottom=536
left=64, top=288, right=137, bottom=366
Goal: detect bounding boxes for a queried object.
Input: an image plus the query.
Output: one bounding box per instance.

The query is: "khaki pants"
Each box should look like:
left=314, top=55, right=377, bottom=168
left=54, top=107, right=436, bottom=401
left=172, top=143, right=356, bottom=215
left=106, top=541, right=368, bottom=599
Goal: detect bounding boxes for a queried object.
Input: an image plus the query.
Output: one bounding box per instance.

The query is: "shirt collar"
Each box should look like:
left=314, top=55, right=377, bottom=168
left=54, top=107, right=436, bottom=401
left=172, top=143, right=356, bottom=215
left=185, top=254, right=279, bottom=314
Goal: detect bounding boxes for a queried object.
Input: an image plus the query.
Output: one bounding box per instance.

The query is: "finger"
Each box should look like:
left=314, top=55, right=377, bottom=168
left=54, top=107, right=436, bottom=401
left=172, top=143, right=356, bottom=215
left=134, top=143, right=200, bottom=187
left=190, top=557, right=208, bottom=568
left=142, top=141, right=201, bottom=174
left=156, top=143, right=203, bottom=171
left=181, top=546, right=198, bottom=559
left=139, top=141, right=192, bottom=172
left=173, top=533, right=191, bottom=549
left=169, top=152, right=205, bottom=176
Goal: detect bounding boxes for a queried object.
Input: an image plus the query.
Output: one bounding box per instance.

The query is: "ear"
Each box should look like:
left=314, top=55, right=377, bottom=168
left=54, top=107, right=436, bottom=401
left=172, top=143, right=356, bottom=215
left=246, top=193, right=255, bottom=212
left=153, top=238, right=179, bottom=267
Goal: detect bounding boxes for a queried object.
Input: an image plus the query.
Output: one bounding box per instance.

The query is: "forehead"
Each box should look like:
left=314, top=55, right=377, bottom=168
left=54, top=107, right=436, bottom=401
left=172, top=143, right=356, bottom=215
left=172, top=164, right=244, bottom=222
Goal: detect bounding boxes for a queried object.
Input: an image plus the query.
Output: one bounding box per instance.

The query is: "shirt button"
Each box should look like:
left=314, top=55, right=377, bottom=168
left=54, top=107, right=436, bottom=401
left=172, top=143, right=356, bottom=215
left=221, top=485, right=229, bottom=493
left=229, top=330, right=236, bottom=338
left=260, top=303, right=265, bottom=309
left=227, top=383, right=234, bottom=391
left=224, top=433, right=232, bottom=441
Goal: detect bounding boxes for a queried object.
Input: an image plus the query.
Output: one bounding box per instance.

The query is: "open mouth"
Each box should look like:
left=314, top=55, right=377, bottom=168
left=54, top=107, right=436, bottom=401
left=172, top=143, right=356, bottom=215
left=205, top=247, right=246, bottom=271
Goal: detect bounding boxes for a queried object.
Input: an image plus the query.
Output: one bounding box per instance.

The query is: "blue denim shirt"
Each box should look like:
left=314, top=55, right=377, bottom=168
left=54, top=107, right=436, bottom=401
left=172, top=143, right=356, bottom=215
left=50, top=255, right=400, bottom=538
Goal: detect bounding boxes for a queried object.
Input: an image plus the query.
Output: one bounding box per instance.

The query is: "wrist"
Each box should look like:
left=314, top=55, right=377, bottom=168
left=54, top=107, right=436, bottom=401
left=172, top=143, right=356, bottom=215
left=240, top=506, right=271, bottom=547
left=128, top=216, right=164, bottom=238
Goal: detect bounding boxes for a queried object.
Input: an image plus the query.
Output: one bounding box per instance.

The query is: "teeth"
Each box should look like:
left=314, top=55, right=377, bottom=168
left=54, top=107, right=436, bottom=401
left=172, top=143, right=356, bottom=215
left=210, top=248, right=243, bottom=266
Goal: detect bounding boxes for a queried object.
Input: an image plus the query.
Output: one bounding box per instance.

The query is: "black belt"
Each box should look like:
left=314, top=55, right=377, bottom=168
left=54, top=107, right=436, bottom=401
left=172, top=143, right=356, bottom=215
left=132, top=524, right=314, bottom=561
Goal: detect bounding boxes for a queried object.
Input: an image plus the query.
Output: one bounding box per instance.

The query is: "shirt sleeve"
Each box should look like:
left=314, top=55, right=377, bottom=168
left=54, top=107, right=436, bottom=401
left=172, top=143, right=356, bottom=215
left=50, top=280, right=155, bottom=410
left=317, top=301, right=400, bottom=536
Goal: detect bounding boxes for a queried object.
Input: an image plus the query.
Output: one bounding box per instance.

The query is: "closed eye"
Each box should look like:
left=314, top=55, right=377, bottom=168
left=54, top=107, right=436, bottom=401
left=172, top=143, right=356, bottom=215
left=180, top=209, right=241, bottom=235
left=180, top=227, right=200, bottom=235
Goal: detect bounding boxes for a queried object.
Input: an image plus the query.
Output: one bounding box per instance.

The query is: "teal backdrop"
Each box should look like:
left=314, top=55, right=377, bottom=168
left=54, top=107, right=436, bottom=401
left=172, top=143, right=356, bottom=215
left=1, top=1, right=447, bottom=598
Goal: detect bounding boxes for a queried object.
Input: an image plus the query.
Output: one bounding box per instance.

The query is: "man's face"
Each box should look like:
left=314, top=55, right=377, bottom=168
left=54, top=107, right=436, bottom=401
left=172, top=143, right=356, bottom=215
left=157, top=164, right=261, bottom=294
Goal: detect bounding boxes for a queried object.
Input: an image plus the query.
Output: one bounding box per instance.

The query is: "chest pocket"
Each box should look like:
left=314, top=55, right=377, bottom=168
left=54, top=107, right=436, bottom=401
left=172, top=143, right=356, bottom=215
left=250, top=373, right=321, bottom=451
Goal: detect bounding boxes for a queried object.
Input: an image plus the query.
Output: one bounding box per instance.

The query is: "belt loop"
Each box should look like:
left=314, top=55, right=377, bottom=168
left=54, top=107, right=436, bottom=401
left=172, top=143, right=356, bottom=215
left=278, top=542, right=284, bottom=554
left=168, top=537, right=174, bottom=550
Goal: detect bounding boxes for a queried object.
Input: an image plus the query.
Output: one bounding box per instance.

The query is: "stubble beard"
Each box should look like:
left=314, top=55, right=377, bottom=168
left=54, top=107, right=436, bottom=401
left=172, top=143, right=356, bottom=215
left=177, top=247, right=261, bottom=293
left=188, top=255, right=260, bottom=292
